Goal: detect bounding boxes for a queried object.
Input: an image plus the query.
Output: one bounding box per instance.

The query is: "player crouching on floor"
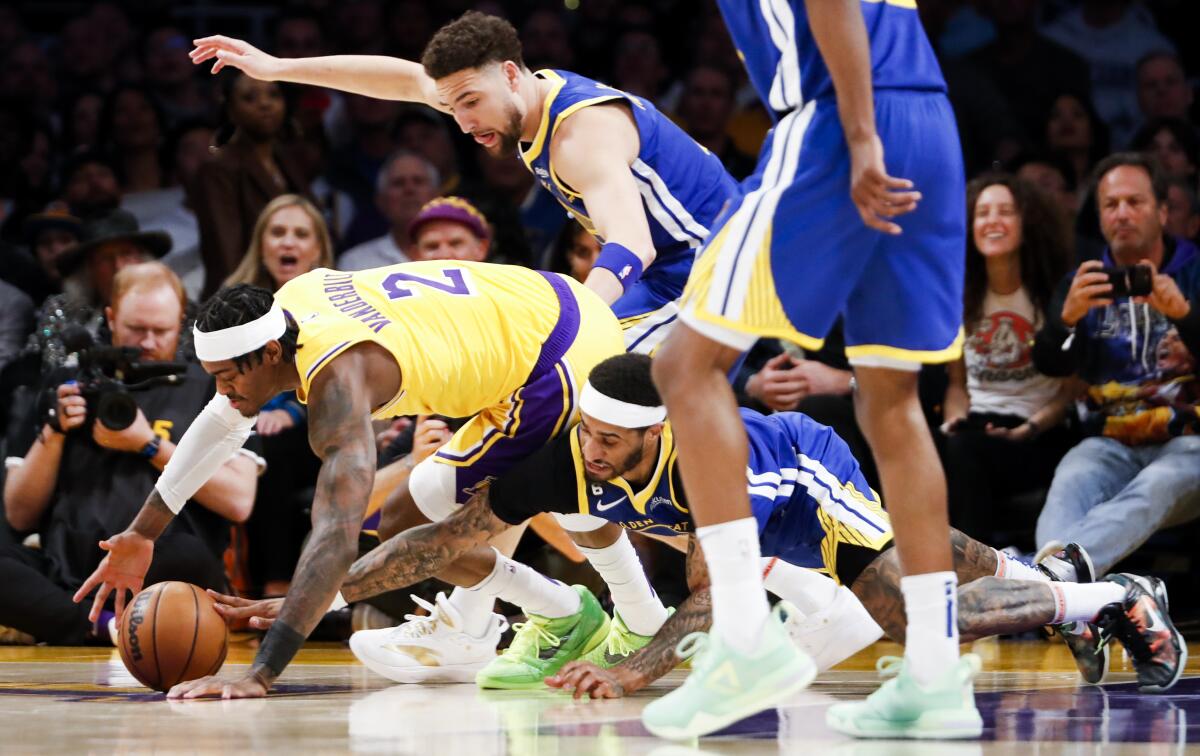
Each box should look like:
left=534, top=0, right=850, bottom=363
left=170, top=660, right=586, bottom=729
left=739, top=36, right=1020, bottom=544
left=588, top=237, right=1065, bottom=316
left=215, top=354, right=1187, bottom=712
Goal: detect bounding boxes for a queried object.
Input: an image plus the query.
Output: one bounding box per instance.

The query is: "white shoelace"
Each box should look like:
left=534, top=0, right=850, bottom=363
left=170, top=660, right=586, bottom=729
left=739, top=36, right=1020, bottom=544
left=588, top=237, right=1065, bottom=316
left=386, top=593, right=452, bottom=641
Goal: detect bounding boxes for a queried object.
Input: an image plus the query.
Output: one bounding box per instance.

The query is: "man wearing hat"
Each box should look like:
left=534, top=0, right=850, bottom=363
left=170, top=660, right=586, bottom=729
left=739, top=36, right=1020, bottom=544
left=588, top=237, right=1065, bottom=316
left=32, top=208, right=171, bottom=371
left=408, top=196, right=491, bottom=263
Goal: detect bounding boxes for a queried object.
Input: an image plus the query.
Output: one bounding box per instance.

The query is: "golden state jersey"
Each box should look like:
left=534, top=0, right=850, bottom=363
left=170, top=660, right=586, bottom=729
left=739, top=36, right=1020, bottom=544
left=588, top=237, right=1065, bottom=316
left=488, top=409, right=893, bottom=577
left=274, top=261, right=573, bottom=419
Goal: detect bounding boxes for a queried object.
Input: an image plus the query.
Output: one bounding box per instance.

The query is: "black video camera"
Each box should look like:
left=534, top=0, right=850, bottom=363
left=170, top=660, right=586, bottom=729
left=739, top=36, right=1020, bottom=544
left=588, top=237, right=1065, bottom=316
left=46, top=326, right=188, bottom=432
left=1102, top=265, right=1153, bottom=298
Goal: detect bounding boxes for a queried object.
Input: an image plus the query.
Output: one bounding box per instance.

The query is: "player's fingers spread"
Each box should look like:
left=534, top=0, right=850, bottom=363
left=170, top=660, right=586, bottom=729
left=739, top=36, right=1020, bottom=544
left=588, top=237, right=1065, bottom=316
left=860, top=208, right=901, bottom=235
left=207, top=589, right=245, bottom=606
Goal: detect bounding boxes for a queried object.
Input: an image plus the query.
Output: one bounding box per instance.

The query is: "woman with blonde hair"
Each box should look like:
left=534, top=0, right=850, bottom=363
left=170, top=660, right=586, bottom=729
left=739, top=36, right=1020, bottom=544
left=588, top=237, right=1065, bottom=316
left=224, top=193, right=333, bottom=291
left=227, top=193, right=331, bottom=598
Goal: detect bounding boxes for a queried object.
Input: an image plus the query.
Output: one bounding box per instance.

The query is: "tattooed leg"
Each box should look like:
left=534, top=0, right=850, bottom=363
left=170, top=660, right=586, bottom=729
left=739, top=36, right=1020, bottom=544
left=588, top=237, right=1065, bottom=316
left=851, top=528, right=1041, bottom=642
left=956, top=577, right=1057, bottom=641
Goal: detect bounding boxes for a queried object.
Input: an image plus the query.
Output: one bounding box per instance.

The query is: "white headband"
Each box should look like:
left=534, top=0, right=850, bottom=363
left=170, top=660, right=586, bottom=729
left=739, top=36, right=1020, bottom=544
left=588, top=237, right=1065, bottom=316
left=193, top=303, right=287, bottom=362
left=579, top=381, right=666, bottom=428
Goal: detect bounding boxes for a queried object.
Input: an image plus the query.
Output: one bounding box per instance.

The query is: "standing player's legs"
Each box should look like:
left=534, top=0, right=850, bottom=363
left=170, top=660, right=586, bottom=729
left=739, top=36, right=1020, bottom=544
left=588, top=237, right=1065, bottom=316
left=645, top=103, right=865, bottom=739
left=825, top=91, right=977, bottom=739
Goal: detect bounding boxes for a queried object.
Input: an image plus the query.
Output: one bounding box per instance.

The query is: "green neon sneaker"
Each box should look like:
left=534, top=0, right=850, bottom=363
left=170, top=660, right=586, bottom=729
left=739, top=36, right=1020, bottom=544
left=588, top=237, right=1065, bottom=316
left=475, top=585, right=610, bottom=690
left=825, top=654, right=983, bottom=739
left=579, top=608, right=675, bottom=669
left=641, top=605, right=817, bottom=740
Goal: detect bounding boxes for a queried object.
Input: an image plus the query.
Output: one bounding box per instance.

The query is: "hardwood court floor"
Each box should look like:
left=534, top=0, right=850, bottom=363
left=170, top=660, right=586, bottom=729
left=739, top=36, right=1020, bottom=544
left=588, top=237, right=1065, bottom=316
left=0, top=638, right=1197, bottom=753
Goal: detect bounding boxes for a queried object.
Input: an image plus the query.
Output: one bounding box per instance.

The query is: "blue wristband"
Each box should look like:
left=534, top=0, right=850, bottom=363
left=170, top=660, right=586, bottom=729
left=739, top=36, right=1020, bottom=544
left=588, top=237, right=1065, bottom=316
left=593, top=242, right=644, bottom=294
left=139, top=436, right=162, bottom=460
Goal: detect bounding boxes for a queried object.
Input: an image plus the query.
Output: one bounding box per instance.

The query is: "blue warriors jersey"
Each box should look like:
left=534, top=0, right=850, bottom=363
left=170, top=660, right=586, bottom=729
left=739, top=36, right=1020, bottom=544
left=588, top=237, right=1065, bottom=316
left=716, top=0, right=946, bottom=117
left=519, top=69, right=738, bottom=267
left=488, top=409, right=893, bottom=577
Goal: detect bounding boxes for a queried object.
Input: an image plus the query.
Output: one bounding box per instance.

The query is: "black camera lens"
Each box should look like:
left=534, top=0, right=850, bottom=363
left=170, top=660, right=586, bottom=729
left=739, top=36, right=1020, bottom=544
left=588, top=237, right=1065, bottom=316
left=97, top=392, right=139, bottom=430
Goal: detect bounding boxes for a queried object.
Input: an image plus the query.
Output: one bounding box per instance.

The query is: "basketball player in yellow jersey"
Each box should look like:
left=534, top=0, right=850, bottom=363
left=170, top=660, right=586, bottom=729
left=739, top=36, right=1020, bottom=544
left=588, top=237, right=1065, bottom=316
left=74, top=260, right=624, bottom=698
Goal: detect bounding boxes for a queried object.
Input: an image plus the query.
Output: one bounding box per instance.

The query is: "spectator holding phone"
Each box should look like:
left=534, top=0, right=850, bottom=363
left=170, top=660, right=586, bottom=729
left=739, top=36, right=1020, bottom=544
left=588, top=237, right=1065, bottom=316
left=1032, top=152, right=1200, bottom=573
left=941, top=174, right=1078, bottom=543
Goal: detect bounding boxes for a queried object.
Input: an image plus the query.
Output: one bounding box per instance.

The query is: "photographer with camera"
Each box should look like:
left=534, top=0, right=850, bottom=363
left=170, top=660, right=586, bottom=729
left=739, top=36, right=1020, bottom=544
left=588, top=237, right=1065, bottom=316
left=1032, top=152, right=1200, bottom=575
left=0, top=263, right=259, bottom=645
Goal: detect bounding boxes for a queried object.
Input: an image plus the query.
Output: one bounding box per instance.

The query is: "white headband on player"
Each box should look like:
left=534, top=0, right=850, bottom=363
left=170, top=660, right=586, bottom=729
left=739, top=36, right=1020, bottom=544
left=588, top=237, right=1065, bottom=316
left=579, top=381, right=666, bottom=428
left=193, top=303, right=287, bottom=362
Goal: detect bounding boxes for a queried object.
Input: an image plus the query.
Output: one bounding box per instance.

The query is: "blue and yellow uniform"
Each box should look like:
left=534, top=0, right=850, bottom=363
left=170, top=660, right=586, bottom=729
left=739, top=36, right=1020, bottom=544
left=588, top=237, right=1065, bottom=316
left=273, top=261, right=624, bottom=518
left=488, top=409, right=893, bottom=583
left=520, top=69, right=740, bottom=354
left=680, top=1, right=965, bottom=365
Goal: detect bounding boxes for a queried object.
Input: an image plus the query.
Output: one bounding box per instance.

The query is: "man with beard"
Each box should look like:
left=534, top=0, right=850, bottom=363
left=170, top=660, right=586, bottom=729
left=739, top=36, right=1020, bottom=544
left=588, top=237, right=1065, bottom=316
left=188, top=11, right=739, bottom=356
left=74, top=260, right=626, bottom=698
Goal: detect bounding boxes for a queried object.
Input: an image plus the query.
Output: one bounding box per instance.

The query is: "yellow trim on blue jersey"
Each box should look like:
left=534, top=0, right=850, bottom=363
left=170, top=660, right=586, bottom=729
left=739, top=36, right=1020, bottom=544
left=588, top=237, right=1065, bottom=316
left=570, top=423, right=677, bottom=516
left=844, top=328, right=965, bottom=365
left=545, top=95, right=626, bottom=202
left=682, top=222, right=828, bottom=352
left=864, top=0, right=919, bottom=9
left=521, top=70, right=569, bottom=167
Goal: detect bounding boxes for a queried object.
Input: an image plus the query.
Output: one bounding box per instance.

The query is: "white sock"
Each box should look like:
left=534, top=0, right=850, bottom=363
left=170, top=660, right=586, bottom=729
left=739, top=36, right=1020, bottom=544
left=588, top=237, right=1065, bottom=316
left=992, top=549, right=1050, bottom=582
left=466, top=548, right=581, bottom=619
left=696, top=517, right=770, bottom=654
left=761, top=557, right=839, bottom=615
left=446, top=586, right=498, bottom=638
left=900, top=571, right=960, bottom=688
left=577, top=532, right=668, bottom=636
left=1045, top=582, right=1126, bottom=624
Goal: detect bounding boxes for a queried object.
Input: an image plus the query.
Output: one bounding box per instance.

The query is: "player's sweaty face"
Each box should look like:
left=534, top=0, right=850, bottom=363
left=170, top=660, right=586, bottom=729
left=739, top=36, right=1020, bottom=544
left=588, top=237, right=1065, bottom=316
left=436, top=64, right=524, bottom=157
left=578, top=416, right=646, bottom=483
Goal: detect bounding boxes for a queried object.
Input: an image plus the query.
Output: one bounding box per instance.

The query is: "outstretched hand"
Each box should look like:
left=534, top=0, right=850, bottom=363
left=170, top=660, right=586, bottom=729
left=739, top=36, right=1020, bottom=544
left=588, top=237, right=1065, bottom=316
left=545, top=661, right=635, bottom=699
left=190, top=36, right=280, bottom=79
left=208, top=590, right=284, bottom=630
left=72, top=531, right=155, bottom=623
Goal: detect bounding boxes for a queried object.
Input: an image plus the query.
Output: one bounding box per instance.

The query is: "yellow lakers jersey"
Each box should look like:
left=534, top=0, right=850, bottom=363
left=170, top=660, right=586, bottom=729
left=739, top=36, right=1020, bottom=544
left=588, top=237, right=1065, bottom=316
left=274, top=261, right=567, bottom=418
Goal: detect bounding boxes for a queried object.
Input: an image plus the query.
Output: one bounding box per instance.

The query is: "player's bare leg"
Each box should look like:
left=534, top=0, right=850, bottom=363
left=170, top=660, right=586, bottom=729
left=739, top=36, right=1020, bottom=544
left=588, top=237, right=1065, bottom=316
left=828, top=365, right=979, bottom=738
left=644, top=324, right=815, bottom=739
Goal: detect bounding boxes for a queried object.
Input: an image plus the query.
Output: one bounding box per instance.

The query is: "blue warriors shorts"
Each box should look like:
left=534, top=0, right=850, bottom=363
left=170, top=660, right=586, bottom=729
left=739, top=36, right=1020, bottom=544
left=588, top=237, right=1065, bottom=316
left=680, top=92, right=965, bottom=368
left=406, top=275, right=625, bottom=522
left=614, top=245, right=694, bottom=355
left=748, top=412, right=893, bottom=583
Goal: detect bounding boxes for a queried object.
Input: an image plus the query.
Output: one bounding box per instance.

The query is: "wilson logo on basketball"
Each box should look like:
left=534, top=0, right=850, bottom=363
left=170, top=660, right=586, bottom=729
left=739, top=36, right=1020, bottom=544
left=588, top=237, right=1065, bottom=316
left=125, top=591, right=152, bottom=662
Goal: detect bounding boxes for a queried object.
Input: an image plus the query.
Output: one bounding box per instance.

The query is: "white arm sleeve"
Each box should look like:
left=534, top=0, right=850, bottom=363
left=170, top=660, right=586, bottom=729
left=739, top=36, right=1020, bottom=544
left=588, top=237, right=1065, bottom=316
left=155, top=393, right=258, bottom=514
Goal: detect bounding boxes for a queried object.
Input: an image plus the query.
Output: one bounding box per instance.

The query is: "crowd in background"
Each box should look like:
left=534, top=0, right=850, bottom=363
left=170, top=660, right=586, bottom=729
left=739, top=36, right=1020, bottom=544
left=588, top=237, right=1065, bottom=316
left=1, top=0, right=1199, bottom=644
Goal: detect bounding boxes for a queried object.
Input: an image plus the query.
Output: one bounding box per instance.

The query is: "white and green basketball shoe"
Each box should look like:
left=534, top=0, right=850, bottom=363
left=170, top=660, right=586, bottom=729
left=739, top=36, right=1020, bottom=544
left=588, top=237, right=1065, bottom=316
left=825, top=654, right=983, bottom=739
left=641, top=603, right=817, bottom=740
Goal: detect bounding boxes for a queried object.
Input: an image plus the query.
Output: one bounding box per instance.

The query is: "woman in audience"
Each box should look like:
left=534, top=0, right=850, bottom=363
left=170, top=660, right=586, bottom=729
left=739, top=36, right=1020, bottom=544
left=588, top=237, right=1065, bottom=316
left=192, top=71, right=310, bottom=298
left=226, top=194, right=331, bottom=597
left=1130, top=117, right=1199, bottom=184
left=96, top=84, right=168, bottom=196
left=1043, top=92, right=1110, bottom=193
left=941, top=174, right=1078, bottom=545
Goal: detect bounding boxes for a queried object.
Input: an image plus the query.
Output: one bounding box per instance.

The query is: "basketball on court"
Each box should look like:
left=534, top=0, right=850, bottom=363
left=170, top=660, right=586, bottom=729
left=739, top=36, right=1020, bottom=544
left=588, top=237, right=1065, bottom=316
left=117, top=582, right=228, bottom=693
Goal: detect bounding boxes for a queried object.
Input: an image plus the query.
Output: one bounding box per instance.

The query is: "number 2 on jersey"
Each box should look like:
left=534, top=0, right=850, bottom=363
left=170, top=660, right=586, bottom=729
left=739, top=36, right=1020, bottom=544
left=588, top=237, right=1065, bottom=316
left=381, top=269, right=475, bottom=299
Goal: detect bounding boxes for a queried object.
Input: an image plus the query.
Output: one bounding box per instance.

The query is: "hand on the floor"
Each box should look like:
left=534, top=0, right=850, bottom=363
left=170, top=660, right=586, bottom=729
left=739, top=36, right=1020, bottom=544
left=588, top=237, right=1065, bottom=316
left=208, top=590, right=283, bottom=629
left=167, top=672, right=268, bottom=699
left=545, top=662, right=633, bottom=699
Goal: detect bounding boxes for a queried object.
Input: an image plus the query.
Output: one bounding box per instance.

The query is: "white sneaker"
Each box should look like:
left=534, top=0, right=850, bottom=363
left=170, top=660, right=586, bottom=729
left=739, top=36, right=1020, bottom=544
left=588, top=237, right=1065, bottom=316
left=349, top=592, right=507, bottom=684
left=779, top=587, right=883, bottom=672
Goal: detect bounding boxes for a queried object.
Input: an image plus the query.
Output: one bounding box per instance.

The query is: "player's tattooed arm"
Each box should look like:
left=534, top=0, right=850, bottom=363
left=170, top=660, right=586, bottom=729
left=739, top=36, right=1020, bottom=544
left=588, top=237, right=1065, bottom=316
left=549, top=536, right=714, bottom=698
left=249, top=362, right=376, bottom=688
left=342, top=491, right=511, bottom=602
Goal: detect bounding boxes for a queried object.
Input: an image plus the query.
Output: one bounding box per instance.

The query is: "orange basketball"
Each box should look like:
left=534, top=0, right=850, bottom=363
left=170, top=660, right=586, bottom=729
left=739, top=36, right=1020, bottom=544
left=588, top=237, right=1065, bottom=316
left=117, top=581, right=229, bottom=692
